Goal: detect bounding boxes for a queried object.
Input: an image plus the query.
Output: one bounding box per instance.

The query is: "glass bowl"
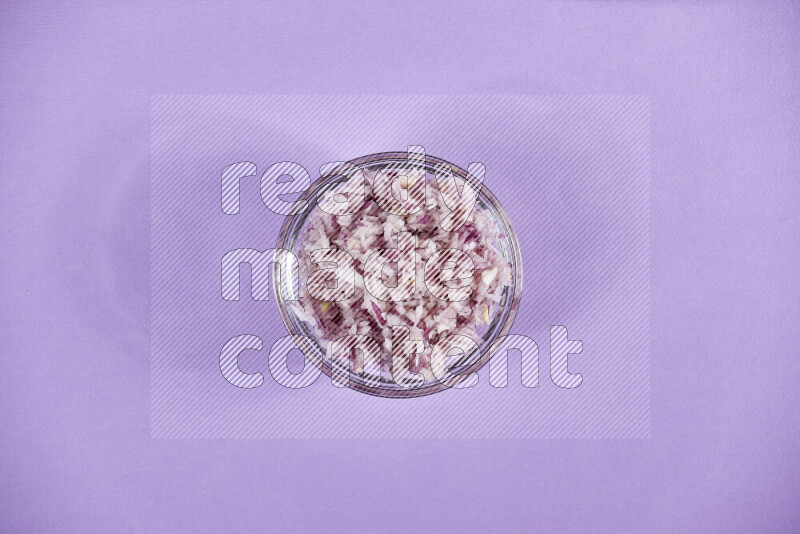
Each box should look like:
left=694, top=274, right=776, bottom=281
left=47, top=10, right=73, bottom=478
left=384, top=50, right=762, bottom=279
left=274, top=152, right=523, bottom=398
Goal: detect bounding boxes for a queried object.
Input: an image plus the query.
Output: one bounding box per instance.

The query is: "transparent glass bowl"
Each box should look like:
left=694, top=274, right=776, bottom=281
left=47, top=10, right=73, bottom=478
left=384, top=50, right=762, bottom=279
left=274, top=152, right=523, bottom=398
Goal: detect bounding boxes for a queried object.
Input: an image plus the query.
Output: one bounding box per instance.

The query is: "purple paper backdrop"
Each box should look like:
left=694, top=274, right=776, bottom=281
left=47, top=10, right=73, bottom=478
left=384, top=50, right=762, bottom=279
left=1, top=1, right=798, bottom=532
left=150, top=95, right=650, bottom=438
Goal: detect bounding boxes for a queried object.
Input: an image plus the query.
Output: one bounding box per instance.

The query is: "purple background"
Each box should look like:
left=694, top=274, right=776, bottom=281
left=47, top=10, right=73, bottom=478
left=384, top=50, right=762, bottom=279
left=1, top=1, right=798, bottom=532
left=150, top=95, right=650, bottom=439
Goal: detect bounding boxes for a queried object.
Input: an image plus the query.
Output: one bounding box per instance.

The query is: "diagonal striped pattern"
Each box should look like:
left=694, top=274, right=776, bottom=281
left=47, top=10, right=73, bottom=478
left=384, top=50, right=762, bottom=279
left=316, top=161, right=367, bottom=215
left=363, top=231, right=417, bottom=302
left=549, top=325, right=584, bottom=388
left=329, top=335, right=383, bottom=388
left=267, top=335, right=322, bottom=389
left=434, top=161, right=484, bottom=232
left=390, top=325, right=426, bottom=388
left=423, top=247, right=475, bottom=302
left=151, top=95, right=650, bottom=439
left=305, top=249, right=355, bottom=302
left=221, top=161, right=257, bottom=215
left=219, top=334, right=264, bottom=389
left=430, top=334, right=481, bottom=389
left=371, top=145, right=427, bottom=216
left=220, top=248, right=299, bottom=301
left=260, top=161, right=311, bottom=215
left=489, top=334, right=540, bottom=388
